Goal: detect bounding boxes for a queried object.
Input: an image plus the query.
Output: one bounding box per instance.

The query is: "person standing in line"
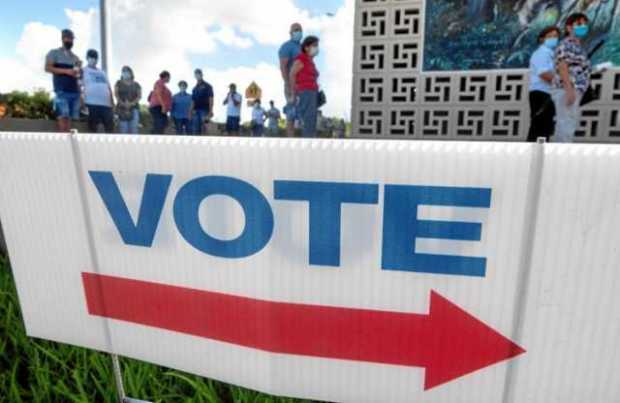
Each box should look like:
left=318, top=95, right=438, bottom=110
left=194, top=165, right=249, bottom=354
left=279, top=23, right=303, bottom=137
left=289, top=36, right=321, bottom=138
left=223, top=83, right=242, bottom=136
left=266, top=100, right=281, bottom=136
left=551, top=13, right=592, bottom=143
left=82, top=49, right=115, bottom=133
left=171, top=81, right=192, bottom=135
left=149, top=71, right=172, bottom=134
left=191, top=69, right=214, bottom=135
left=251, top=100, right=266, bottom=137
left=527, top=26, right=560, bottom=142
left=45, top=29, right=82, bottom=133
left=114, top=66, right=142, bottom=134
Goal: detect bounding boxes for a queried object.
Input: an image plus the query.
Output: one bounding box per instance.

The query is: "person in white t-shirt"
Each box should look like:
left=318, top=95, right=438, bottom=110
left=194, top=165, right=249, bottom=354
left=251, top=99, right=266, bottom=137
left=223, top=83, right=242, bottom=136
left=82, top=49, right=115, bottom=133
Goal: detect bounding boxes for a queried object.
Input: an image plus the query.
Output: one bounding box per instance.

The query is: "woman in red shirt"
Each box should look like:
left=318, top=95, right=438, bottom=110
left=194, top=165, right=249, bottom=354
left=289, top=36, right=320, bottom=138
left=149, top=70, right=172, bottom=134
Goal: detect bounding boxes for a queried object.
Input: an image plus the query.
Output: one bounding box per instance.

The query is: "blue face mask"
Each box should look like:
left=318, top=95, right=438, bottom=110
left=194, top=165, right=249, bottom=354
left=574, top=24, right=589, bottom=38
left=544, top=38, right=559, bottom=49
left=291, top=31, right=303, bottom=42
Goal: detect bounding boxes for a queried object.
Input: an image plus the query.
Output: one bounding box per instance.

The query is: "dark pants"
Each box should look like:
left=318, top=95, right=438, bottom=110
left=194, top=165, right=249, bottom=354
left=252, top=122, right=264, bottom=137
left=226, top=116, right=241, bottom=134
left=149, top=106, right=169, bottom=135
left=174, top=118, right=190, bottom=135
left=527, top=91, right=555, bottom=142
left=87, top=105, right=114, bottom=133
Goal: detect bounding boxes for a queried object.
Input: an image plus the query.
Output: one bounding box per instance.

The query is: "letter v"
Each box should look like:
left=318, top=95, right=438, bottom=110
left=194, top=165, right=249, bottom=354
left=89, top=171, right=172, bottom=247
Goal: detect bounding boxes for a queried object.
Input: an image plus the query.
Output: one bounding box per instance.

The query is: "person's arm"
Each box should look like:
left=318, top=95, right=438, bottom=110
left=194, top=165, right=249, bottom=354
left=208, top=97, right=214, bottom=119
left=233, top=94, right=241, bottom=107
left=289, top=60, right=303, bottom=99
left=107, top=78, right=115, bottom=107
left=557, top=61, right=576, bottom=106
left=223, top=94, right=229, bottom=106
left=44, top=53, right=76, bottom=77
left=280, top=58, right=290, bottom=82
left=539, top=72, right=554, bottom=82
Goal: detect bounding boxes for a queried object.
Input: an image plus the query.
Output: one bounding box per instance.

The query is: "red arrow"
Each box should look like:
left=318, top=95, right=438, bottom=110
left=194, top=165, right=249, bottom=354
left=82, top=272, right=525, bottom=390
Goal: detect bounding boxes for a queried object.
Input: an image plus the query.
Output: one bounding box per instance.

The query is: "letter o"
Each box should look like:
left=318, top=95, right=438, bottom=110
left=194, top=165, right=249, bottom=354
left=173, top=176, right=274, bottom=258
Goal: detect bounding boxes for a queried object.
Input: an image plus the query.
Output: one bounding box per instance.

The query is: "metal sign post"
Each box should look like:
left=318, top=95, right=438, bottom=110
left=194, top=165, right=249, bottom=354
left=69, top=130, right=150, bottom=403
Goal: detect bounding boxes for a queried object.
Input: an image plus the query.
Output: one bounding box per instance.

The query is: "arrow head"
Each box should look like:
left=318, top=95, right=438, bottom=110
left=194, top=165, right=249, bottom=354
left=423, top=291, right=526, bottom=391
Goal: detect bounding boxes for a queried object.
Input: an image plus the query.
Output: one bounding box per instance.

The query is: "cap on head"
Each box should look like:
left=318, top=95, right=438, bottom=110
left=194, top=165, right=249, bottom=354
left=61, top=29, right=75, bottom=39
left=86, top=49, right=98, bottom=59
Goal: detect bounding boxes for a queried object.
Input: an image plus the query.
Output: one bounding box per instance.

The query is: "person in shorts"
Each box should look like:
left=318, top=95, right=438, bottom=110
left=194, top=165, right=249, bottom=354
left=223, top=83, right=242, bottom=135
left=45, top=29, right=82, bottom=132
left=82, top=49, right=115, bottom=133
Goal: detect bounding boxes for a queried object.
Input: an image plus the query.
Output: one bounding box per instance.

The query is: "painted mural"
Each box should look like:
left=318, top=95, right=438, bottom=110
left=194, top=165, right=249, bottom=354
left=424, top=0, right=620, bottom=71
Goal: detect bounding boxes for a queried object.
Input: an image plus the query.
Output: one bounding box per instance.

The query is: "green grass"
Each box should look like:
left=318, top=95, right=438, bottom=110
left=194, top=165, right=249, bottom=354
left=0, top=255, right=313, bottom=403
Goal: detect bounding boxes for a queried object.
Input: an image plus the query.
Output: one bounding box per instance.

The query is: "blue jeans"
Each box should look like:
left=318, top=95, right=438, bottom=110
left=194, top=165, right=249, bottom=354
left=226, top=116, right=241, bottom=134
left=192, top=109, right=209, bottom=135
left=149, top=106, right=169, bottom=134
left=174, top=118, right=190, bottom=135
left=54, top=91, right=81, bottom=120
left=118, top=109, right=140, bottom=134
left=297, top=90, right=318, bottom=137
left=252, top=122, right=265, bottom=137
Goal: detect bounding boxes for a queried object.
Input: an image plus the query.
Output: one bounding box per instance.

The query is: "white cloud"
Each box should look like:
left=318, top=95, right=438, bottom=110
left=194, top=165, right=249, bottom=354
left=0, top=0, right=354, bottom=120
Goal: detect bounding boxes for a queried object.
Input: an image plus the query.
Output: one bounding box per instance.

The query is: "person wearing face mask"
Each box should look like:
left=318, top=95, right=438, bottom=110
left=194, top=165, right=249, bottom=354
left=289, top=36, right=321, bottom=138
left=551, top=13, right=592, bottom=143
left=114, top=66, right=142, bottom=134
left=171, top=81, right=193, bottom=135
left=82, top=49, right=115, bottom=133
left=148, top=71, right=173, bottom=135
left=190, top=69, right=214, bottom=135
left=45, top=29, right=82, bottom=133
left=527, top=26, right=560, bottom=143
left=279, top=23, right=303, bottom=137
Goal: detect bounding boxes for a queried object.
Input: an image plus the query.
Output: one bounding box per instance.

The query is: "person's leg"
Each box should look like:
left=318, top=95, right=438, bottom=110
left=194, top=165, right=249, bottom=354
left=232, top=117, right=240, bottom=136
left=284, top=84, right=296, bottom=137
left=87, top=105, right=100, bottom=133
left=54, top=93, right=71, bottom=132
left=174, top=118, right=183, bottom=134
left=527, top=91, right=546, bottom=142
left=225, top=116, right=232, bottom=135
left=150, top=107, right=162, bottom=134
left=552, top=89, right=581, bottom=143
left=130, top=109, right=140, bottom=134
left=541, top=94, right=556, bottom=142
left=102, top=107, right=115, bottom=133
left=118, top=120, right=129, bottom=134
left=192, top=110, right=205, bottom=135
left=67, top=92, right=81, bottom=132
left=299, top=91, right=318, bottom=138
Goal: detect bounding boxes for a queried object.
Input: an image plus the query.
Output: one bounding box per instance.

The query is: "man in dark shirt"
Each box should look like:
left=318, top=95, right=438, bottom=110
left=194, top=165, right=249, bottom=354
left=191, top=69, right=214, bottom=135
left=45, top=29, right=82, bottom=133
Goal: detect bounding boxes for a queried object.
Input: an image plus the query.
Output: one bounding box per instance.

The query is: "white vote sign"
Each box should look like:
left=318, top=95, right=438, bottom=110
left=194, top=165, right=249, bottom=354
left=0, top=133, right=619, bottom=403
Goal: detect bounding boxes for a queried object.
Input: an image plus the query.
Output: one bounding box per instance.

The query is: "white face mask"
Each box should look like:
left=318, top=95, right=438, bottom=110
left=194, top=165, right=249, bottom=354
left=309, top=46, right=319, bottom=57
left=87, top=58, right=97, bottom=67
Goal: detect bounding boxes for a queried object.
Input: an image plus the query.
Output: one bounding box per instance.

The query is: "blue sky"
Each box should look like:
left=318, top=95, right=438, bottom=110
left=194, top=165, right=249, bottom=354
left=0, top=0, right=341, bottom=69
left=0, top=0, right=354, bottom=119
